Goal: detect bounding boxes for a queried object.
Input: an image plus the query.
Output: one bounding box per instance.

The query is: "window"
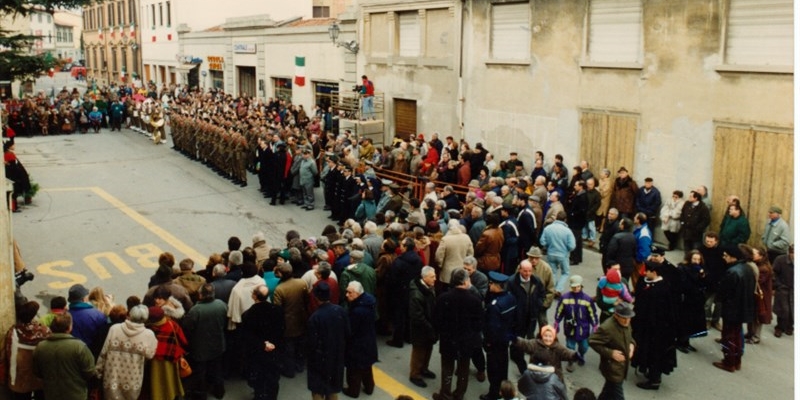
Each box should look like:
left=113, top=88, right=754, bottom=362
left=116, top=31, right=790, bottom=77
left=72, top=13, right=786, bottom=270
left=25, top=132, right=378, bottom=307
left=68, top=30, right=72, bottom=42
left=313, top=81, right=339, bottom=111
left=151, top=4, right=156, bottom=27
left=159, top=3, right=163, bottom=26
left=313, top=6, right=330, bottom=18
left=211, top=70, right=224, bottom=89
left=723, top=0, right=793, bottom=68
left=166, top=1, right=171, bottom=26
left=272, top=77, right=292, bottom=101
left=47, top=15, right=51, bottom=23
left=57, top=30, right=62, bottom=42
left=118, top=2, right=124, bottom=25
left=108, top=4, right=115, bottom=26
left=490, top=2, right=531, bottom=61
left=129, top=0, right=136, bottom=24
left=398, top=12, right=420, bottom=57
left=585, top=0, right=642, bottom=65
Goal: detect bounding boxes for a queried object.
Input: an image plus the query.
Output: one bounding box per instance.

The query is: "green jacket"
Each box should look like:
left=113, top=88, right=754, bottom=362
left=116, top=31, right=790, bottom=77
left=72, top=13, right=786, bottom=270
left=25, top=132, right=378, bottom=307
left=339, top=262, right=377, bottom=298
left=719, top=214, right=751, bottom=247
left=181, top=298, right=228, bottom=361
left=589, top=317, right=635, bottom=383
left=33, top=333, right=95, bottom=400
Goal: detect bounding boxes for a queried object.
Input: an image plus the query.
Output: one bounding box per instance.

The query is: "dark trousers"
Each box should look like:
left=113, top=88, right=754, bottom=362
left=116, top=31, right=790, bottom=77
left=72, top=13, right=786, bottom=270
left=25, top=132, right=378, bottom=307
left=187, top=354, right=224, bottom=399
left=664, top=231, right=680, bottom=250
left=767, top=249, right=785, bottom=264
left=570, top=227, right=583, bottom=263
left=390, top=294, right=409, bottom=344
left=344, top=367, right=375, bottom=397
left=721, top=320, right=743, bottom=367
left=410, top=344, right=433, bottom=378
left=248, top=358, right=280, bottom=400
left=281, top=335, right=306, bottom=377
left=510, top=345, right=528, bottom=375
left=223, top=329, right=243, bottom=379
left=598, top=380, right=625, bottom=400
left=485, top=343, right=510, bottom=397
left=439, top=354, right=471, bottom=400
left=470, top=346, right=486, bottom=373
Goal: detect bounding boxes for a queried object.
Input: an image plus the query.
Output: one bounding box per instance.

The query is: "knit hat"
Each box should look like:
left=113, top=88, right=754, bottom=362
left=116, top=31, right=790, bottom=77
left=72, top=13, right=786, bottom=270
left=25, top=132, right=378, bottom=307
left=147, top=306, right=165, bottom=323
left=605, top=269, right=622, bottom=284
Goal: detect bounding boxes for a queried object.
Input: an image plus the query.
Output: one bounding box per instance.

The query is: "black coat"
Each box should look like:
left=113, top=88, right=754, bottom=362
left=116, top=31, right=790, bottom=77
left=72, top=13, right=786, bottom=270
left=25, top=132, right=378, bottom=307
left=241, top=301, right=285, bottom=366
left=389, top=250, right=424, bottom=297
left=409, top=278, right=437, bottom=346
left=717, top=261, right=756, bottom=324
left=433, top=287, right=483, bottom=358
left=567, top=190, right=588, bottom=229
left=680, top=201, right=711, bottom=242
left=677, top=263, right=708, bottom=337
left=631, top=278, right=677, bottom=376
left=345, top=293, right=378, bottom=369
left=506, top=273, right=545, bottom=338
left=605, top=232, right=637, bottom=278
left=307, top=302, right=350, bottom=394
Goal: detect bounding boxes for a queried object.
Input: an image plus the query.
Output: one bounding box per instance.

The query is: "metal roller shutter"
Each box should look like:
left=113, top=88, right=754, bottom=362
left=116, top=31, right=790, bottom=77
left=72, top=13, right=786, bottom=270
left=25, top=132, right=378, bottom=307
left=726, top=0, right=793, bottom=66
left=491, top=2, right=530, bottom=60
left=587, top=0, right=642, bottom=63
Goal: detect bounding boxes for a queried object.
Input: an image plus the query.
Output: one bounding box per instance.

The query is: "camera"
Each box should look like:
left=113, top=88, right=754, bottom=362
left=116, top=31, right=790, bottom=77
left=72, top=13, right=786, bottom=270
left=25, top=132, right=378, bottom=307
left=15, top=269, right=34, bottom=287
left=353, top=85, right=364, bottom=92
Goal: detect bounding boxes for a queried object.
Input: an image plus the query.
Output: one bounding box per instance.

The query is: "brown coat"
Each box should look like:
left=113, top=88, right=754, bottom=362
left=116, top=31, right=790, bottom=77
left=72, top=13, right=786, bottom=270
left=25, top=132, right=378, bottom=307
left=273, top=278, right=309, bottom=338
left=475, top=227, right=504, bottom=272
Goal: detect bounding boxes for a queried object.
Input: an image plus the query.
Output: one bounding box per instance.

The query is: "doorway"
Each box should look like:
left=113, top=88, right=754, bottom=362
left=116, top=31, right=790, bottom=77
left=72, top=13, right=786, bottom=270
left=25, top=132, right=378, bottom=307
left=394, top=98, right=417, bottom=141
left=237, top=66, right=256, bottom=98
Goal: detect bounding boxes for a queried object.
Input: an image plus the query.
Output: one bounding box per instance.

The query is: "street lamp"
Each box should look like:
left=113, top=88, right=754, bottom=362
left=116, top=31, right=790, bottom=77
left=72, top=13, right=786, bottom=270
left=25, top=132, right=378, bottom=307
left=327, top=21, right=358, bottom=54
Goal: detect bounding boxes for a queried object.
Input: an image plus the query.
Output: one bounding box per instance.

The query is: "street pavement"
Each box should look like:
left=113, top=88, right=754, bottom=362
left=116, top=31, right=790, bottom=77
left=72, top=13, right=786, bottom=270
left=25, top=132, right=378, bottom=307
left=10, top=125, right=795, bottom=400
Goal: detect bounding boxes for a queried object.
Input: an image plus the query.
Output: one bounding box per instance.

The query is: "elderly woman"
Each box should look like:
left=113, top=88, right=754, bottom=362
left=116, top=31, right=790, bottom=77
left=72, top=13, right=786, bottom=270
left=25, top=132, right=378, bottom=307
left=96, top=305, right=157, bottom=400
left=2, top=301, right=51, bottom=400
left=147, top=306, right=188, bottom=400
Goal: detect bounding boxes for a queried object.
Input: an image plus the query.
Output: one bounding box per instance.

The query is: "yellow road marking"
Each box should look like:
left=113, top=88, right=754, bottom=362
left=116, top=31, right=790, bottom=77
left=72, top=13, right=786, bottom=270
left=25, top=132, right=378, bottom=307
left=373, top=367, right=426, bottom=400
left=42, top=187, right=426, bottom=399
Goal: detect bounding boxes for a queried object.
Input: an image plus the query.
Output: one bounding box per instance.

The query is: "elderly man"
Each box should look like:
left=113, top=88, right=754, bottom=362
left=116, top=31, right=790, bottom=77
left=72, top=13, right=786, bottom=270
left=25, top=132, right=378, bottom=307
left=432, top=269, right=483, bottom=400
left=409, top=266, right=438, bottom=388
left=173, top=258, right=207, bottom=302
left=525, top=247, right=556, bottom=329
left=241, top=284, right=285, bottom=400
left=33, top=313, right=96, bottom=400
left=225, top=262, right=264, bottom=378
left=387, top=238, right=424, bottom=348
left=273, top=262, right=309, bottom=378
left=343, top=281, right=378, bottom=398
left=462, top=255, right=489, bottom=382
left=506, top=258, right=545, bottom=374
left=762, top=205, right=791, bottom=262
left=772, top=245, right=794, bottom=338
left=339, top=250, right=377, bottom=297
left=183, top=284, right=228, bottom=400
left=64, top=284, right=107, bottom=355
left=307, top=282, right=350, bottom=400
left=589, top=302, right=636, bottom=400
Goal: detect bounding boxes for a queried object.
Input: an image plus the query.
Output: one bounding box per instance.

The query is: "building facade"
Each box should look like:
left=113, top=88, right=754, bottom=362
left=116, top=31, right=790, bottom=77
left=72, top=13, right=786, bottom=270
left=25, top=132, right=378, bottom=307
left=139, top=0, right=313, bottom=88
left=354, top=0, right=792, bottom=240
left=54, top=10, right=83, bottom=61
left=83, top=0, right=143, bottom=86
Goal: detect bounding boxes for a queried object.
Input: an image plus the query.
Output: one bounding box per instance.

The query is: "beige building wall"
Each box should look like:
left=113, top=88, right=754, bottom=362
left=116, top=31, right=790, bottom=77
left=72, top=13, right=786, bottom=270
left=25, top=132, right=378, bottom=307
left=460, top=0, right=792, bottom=215
left=361, top=0, right=461, bottom=142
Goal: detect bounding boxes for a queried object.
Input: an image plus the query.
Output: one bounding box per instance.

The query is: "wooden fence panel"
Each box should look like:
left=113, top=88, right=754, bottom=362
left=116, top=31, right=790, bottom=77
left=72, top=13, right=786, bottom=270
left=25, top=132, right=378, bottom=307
left=711, top=126, right=754, bottom=234
left=749, top=130, right=794, bottom=245
left=606, top=114, right=638, bottom=177
left=580, top=111, right=608, bottom=171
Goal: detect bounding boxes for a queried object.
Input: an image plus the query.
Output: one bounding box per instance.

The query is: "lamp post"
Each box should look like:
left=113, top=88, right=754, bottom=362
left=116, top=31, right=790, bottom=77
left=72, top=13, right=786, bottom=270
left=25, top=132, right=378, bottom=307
left=328, top=21, right=360, bottom=141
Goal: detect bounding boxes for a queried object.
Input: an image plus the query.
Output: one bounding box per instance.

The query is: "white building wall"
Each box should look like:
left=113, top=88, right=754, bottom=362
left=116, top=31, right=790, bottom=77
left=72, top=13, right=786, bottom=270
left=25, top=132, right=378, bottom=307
left=141, top=0, right=312, bottom=85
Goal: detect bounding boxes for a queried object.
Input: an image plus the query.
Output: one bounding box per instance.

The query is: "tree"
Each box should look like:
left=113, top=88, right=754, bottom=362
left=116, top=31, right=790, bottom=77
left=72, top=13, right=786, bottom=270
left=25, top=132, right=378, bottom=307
left=0, top=0, right=99, bottom=82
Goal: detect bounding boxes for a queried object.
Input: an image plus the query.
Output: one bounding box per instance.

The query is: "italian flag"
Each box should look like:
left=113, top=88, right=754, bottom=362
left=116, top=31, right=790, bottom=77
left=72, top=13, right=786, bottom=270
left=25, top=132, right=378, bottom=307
left=294, top=56, right=305, bottom=87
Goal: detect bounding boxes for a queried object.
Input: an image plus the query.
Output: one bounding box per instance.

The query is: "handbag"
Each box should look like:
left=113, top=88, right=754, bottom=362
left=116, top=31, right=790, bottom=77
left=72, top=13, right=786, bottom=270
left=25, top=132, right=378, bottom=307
left=169, top=321, right=192, bottom=378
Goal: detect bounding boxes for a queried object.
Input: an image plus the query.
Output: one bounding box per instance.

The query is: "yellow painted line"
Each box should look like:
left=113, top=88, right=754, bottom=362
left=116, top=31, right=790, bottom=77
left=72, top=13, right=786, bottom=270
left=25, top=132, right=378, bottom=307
left=43, top=186, right=425, bottom=399
left=43, top=187, right=207, bottom=263
left=373, top=366, right=426, bottom=400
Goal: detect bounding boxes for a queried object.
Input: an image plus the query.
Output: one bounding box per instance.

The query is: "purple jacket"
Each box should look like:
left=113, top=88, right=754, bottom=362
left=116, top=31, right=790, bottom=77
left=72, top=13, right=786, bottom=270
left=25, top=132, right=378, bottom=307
left=68, top=302, right=108, bottom=348
left=553, top=291, right=598, bottom=341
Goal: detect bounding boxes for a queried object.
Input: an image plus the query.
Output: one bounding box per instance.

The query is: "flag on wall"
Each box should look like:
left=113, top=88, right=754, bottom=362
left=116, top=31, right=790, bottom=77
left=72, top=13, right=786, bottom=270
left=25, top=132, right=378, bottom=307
left=294, top=56, right=305, bottom=87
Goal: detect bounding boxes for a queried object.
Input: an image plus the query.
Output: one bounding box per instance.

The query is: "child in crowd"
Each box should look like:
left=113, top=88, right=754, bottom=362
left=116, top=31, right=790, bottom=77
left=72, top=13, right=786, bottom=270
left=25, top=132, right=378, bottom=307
left=39, top=296, right=67, bottom=327
left=554, top=275, right=598, bottom=372
left=595, top=267, right=633, bottom=323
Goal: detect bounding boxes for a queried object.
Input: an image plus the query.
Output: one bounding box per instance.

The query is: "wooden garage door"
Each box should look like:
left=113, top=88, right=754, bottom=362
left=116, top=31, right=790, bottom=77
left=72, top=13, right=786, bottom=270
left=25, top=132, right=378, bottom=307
left=711, top=125, right=793, bottom=245
left=394, top=98, right=417, bottom=141
left=580, top=110, right=638, bottom=176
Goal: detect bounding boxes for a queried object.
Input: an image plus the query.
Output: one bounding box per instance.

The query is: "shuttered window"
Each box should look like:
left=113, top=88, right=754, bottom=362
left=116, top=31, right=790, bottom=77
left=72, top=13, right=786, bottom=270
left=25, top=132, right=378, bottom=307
left=398, top=12, right=420, bottom=57
left=490, top=2, right=531, bottom=61
left=586, top=0, right=642, bottom=64
left=725, top=0, right=793, bottom=67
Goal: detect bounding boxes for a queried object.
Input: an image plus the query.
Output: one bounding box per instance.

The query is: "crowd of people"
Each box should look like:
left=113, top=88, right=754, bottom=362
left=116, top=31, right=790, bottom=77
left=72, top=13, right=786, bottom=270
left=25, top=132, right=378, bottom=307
left=0, top=85, right=794, bottom=400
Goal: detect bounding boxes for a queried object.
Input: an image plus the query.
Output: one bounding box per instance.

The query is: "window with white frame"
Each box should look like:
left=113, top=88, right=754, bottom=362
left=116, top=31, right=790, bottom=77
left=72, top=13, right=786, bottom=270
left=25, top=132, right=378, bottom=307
left=724, top=0, right=793, bottom=68
left=585, top=0, right=642, bottom=65
left=490, top=2, right=531, bottom=61
left=398, top=12, right=420, bottom=58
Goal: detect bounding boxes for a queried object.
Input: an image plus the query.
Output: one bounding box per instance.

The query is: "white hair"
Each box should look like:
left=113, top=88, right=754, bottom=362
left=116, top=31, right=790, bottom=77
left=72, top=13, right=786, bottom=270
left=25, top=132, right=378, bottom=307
left=364, top=221, right=378, bottom=234
left=347, top=281, right=364, bottom=295
left=421, top=266, right=436, bottom=278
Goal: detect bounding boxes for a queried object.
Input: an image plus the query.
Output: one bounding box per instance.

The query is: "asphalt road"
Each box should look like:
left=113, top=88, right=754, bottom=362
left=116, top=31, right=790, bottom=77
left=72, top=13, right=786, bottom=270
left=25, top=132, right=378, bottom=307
left=10, top=127, right=795, bottom=400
